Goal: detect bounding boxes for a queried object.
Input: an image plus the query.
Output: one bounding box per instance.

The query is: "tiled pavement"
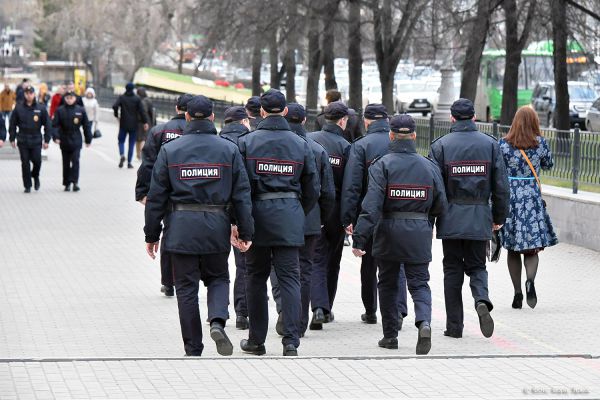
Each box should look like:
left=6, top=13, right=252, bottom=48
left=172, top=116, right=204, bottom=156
left=0, top=111, right=599, bottom=399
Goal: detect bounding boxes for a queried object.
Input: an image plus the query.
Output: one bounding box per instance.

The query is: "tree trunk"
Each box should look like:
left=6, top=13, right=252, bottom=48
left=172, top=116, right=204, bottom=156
left=306, top=16, right=321, bottom=111
left=347, top=0, right=363, bottom=111
left=269, top=31, right=280, bottom=89
left=552, top=0, right=570, bottom=132
left=284, top=48, right=296, bottom=102
left=460, top=0, right=494, bottom=101
left=251, top=34, right=262, bottom=96
left=380, top=64, right=394, bottom=111
left=178, top=39, right=183, bottom=74
left=321, top=1, right=340, bottom=90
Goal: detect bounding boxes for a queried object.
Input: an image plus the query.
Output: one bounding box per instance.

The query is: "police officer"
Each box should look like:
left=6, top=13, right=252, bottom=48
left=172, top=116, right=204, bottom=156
left=144, top=95, right=254, bottom=357
left=220, top=106, right=251, bottom=144
left=341, top=104, right=408, bottom=327
left=9, top=86, right=52, bottom=193
left=285, top=103, right=335, bottom=336
left=53, top=91, right=92, bottom=192
left=352, top=114, right=447, bottom=354
left=307, top=101, right=351, bottom=329
left=0, top=112, right=6, bottom=147
left=314, top=89, right=363, bottom=142
left=136, top=93, right=192, bottom=297
left=238, top=89, right=319, bottom=356
left=245, top=96, right=263, bottom=130
left=429, top=98, right=510, bottom=339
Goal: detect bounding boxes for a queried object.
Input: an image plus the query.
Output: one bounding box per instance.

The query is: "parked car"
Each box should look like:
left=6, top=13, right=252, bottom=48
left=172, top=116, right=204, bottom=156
left=395, top=80, right=436, bottom=115
left=531, top=81, right=598, bottom=129
left=585, top=97, right=600, bottom=132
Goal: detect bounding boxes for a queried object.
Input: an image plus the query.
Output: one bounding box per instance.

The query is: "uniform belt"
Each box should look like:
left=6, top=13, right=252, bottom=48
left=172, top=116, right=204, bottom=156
left=255, top=192, right=299, bottom=201
left=449, top=198, right=488, bottom=205
left=172, top=204, right=228, bottom=212
left=382, top=211, right=429, bottom=220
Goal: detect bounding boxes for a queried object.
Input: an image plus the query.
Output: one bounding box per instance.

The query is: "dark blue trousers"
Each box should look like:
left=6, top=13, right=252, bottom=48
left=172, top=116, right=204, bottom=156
left=172, top=252, right=230, bottom=356
left=311, top=224, right=345, bottom=313
left=234, top=248, right=281, bottom=317
left=245, top=246, right=300, bottom=347
left=61, top=148, right=81, bottom=185
left=378, top=259, right=431, bottom=338
left=300, top=235, right=319, bottom=334
left=442, top=239, right=493, bottom=334
left=18, top=145, right=41, bottom=189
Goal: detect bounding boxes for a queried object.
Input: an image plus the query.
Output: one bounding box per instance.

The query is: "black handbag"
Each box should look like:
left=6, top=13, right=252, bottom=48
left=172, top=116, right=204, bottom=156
left=487, top=230, right=501, bottom=262
left=93, top=129, right=102, bottom=139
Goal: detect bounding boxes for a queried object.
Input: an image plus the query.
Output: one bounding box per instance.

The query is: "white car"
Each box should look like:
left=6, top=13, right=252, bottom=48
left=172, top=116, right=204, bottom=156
left=395, top=80, right=437, bottom=115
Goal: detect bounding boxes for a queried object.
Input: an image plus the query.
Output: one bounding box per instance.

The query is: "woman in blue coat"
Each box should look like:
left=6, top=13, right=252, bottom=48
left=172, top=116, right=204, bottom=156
left=498, top=106, right=558, bottom=309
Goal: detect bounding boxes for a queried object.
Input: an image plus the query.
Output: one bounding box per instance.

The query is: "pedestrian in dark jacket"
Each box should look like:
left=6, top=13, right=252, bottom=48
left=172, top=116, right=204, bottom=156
left=238, top=89, right=319, bottom=357
left=136, top=87, right=155, bottom=160
left=136, top=93, right=192, bottom=297
left=220, top=106, right=251, bottom=145
left=429, top=98, right=510, bottom=340
left=113, top=82, right=148, bottom=169
left=314, top=90, right=363, bottom=141
left=52, top=91, right=92, bottom=191
left=245, top=96, right=263, bottom=130
left=353, top=114, right=447, bottom=354
left=341, top=104, right=408, bottom=327
left=144, top=95, right=254, bottom=357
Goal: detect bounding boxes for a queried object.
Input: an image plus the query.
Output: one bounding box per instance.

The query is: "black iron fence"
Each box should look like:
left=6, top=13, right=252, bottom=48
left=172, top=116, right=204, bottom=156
left=97, top=87, right=598, bottom=193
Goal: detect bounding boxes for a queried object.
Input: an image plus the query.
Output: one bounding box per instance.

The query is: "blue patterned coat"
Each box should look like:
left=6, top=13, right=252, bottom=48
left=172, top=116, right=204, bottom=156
left=498, top=136, right=558, bottom=252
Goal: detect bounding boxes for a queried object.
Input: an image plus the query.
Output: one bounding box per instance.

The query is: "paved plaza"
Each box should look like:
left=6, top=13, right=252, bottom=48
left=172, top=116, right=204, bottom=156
left=1, top=111, right=599, bottom=399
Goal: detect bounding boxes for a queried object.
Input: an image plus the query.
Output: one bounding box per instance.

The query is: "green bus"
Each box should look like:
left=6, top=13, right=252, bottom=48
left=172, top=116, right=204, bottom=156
left=474, top=40, right=592, bottom=121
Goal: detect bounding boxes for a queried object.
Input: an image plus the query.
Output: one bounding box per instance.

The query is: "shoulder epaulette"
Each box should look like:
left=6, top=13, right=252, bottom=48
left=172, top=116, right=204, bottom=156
left=369, top=155, right=383, bottom=166
left=481, top=132, right=499, bottom=142
left=220, top=135, right=238, bottom=146
left=352, top=135, right=366, bottom=144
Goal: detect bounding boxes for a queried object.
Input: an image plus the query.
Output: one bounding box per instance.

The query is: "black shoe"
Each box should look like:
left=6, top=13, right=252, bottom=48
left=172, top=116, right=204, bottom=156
left=378, top=337, right=398, bottom=349
left=525, top=280, right=537, bottom=309
left=443, top=329, right=462, bottom=338
left=398, top=314, right=404, bottom=331
left=64, top=184, right=71, bottom=192
left=72, top=184, right=80, bottom=192
left=275, top=312, right=284, bottom=336
left=476, top=302, right=494, bottom=338
left=24, top=187, right=31, bottom=193
left=240, top=339, right=266, bottom=355
left=127, top=163, right=134, bottom=169
left=283, top=344, right=298, bottom=356
left=416, top=322, right=432, bottom=355
left=361, top=313, right=377, bottom=324
left=324, top=311, right=334, bottom=323
left=512, top=292, right=523, bottom=309
left=34, top=178, right=40, bottom=191
left=210, top=322, right=233, bottom=356
left=236, top=316, right=249, bottom=330
left=309, top=308, right=324, bottom=330
left=119, top=156, right=125, bottom=168
left=160, top=285, right=174, bottom=297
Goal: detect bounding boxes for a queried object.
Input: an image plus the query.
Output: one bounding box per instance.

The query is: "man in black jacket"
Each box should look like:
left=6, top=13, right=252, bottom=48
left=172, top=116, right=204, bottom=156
left=245, top=96, right=263, bottom=130
left=314, top=90, right=363, bottom=141
left=53, top=91, right=92, bottom=192
left=238, top=89, right=319, bottom=356
left=144, top=95, right=254, bottom=357
left=307, top=101, right=351, bottom=329
left=9, top=86, right=52, bottom=193
left=341, top=104, right=408, bottom=327
left=353, top=114, right=447, bottom=354
left=113, top=83, right=148, bottom=169
left=136, top=93, right=192, bottom=297
left=429, top=98, right=510, bottom=340
left=59, top=82, right=84, bottom=107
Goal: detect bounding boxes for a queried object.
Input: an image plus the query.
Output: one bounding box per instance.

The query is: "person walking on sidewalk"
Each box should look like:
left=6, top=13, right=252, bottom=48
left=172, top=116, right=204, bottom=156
left=82, top=88, right=99, bottom=136
left=8, top=86, right=52, bottom=193
left=135, top=87, right=155, bottom=161
left=52, top=91, right=92, bottom=192
left=0, top=83, right=16, bottom=124
left=429, top=98, right=510, bottom=340
left=144, top=95, right=254, bottom=357
left=113, top=82, right=148, bottom=169
left=498, top=106, right=558, bottom=309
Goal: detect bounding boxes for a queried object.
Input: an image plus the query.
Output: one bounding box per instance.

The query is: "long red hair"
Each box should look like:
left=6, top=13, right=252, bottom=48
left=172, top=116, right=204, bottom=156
left=505, top=106, right=542, bottom=149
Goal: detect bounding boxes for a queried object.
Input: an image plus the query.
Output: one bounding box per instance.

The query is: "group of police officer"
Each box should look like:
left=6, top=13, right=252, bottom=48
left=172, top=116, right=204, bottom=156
left=0, top=85, right=92, bottom=193
left=140, top=89, right=510, bottom=357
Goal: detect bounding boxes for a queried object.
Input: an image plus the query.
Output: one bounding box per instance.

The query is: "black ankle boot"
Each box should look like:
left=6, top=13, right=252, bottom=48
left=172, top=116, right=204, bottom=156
left=512, top=292, right=523, bottom=309
left=525, top=280, right=537, bottom=309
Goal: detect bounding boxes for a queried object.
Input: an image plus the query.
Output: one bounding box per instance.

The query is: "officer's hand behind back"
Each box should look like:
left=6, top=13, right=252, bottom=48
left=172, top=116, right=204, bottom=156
left=146, top=241, right=159, bottom=259
left=11, top=141, right=16, bottom=148
left=352, top=248, right=366, bottom=257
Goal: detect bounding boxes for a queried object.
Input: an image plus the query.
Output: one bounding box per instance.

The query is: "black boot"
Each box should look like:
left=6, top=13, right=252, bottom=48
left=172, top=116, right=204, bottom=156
left=118, top=156, right=125, bottom=168
left=525, top=280, right=537, bottom=309
left=240, top=339, right=266, bottom=355
left=476, top=302, right=494, bottom=338
left=127, top=163, right=134, bottom=169
left=361, top=313, right=377, bottom=324
left=416, top=321, right=432, bottom=355
left=309, top=308, right=324, bottom=330
left=236, top=316, right=249, bottom=330
left=378, top=337, right=398, bottom=349
left=275, top=312, right=284, bottom=336
left=34, top=177, right=40, bottom=191
left=64, top=183, right=71, bottom=192
left=72, top=184, right=80, bottom=192
left=443, top=329, right=462, bottom=338
left=283, top=344, right=298, bottom=356
left=512, top=292, right=523, bottom=309
left=160, top=285, right=174, bottom=297
left=210, top=321, right=233, bottom=356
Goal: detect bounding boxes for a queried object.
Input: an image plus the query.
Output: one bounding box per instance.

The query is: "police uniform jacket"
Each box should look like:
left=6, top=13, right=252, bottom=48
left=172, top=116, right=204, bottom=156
left=429, top=119, right=509, bottom=241
left=8, top=100, right=52, bottom=147
left=353, top=139, right=448, bottom=263
left=219, top=122, right=249, bottom=145
left=238, top=116, right=319, bottom=247
left=0, top=113, right=6, bottom=141
left=341, top=119, right=391, bottom=228
left=135, top=114, right=187, bottom=201
left=315, top=109, right=363, bottom=142
left=289, top=122, right=335, bottom=236
left=144, top=119, right=254, bottom=255
left=52, top=104, right=92, bottom=151
left=112, top=92, right=148, bottom=131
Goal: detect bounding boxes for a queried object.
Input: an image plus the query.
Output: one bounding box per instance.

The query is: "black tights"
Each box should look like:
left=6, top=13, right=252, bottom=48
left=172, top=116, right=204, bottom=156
left=507, top=250, right=539, bottom=294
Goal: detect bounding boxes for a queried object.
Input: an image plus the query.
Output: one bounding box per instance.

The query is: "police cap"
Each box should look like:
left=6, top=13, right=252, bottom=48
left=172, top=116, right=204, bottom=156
left=23, top=86, right=35, bottom=94
left=224, top=106, right=248, bottom=123
left=324, top=101, right=349, bottom=120
left=285, top=103, right=306, bottom=123
left=245, top=96, right=261, bottom=114
left=260, top=89, right=286, bottom=113
left=176, top=94, right=194, bottom=111
left=187, top=95, right=213, bottom=119
left=364, top=103, right=388, bottom=120
left=64, top=90, right=76, bottom=97
left=390, top=114, right=416, bottom=133
left=451, top=98, right=475, bottom=120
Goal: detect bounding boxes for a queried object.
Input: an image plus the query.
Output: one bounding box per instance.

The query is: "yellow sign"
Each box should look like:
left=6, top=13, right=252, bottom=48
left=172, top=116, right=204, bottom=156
left=74, top=69, right=87, bottom=96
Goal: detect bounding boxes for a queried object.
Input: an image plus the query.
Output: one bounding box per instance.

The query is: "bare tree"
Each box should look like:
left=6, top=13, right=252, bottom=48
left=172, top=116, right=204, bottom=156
left=347, top=0, right=363, bottom=111
left=552, top=0, right=570, bottom=131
